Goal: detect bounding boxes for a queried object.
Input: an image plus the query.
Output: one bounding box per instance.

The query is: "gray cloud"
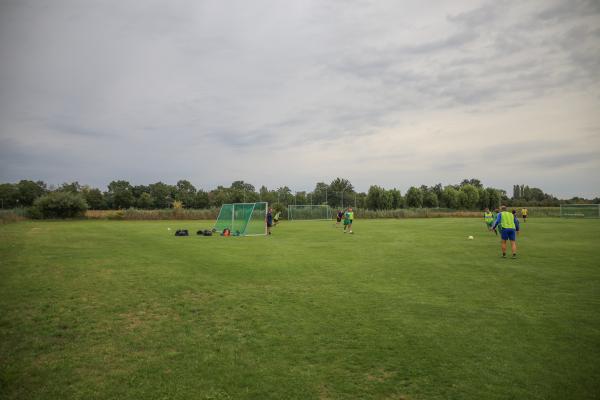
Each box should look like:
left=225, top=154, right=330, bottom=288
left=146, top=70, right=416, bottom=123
left=0, top=0, right=599, bottom=197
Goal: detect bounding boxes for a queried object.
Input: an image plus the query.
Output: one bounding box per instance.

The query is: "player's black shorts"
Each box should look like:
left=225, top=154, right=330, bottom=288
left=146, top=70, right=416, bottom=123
left=267, top=222, right=273, bottom=227
left=336, top=217, right=341, bottom=222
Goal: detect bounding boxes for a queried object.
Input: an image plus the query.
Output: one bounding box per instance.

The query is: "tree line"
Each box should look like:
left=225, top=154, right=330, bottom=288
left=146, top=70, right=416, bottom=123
left=0, top=178, right=598, bottom=215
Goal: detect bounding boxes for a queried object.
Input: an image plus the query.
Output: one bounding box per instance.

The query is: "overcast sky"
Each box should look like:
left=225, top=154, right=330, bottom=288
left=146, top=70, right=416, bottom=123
left=1, top=0, right=599, bottom=198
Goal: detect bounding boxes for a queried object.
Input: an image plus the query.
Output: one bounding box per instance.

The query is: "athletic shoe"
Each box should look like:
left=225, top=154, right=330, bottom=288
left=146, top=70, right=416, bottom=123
left=511, top=254, right=516, bottom=259
left=502, top=254, right=506, bottom=258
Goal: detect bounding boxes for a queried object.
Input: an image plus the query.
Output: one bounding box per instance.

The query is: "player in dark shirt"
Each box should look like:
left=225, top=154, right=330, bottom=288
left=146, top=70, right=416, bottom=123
left=266, top=208, right=273, bottom=235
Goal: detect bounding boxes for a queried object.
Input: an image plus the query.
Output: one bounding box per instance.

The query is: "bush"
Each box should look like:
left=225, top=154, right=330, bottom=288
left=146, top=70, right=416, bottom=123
left=33, top=192, right=88, bottom=218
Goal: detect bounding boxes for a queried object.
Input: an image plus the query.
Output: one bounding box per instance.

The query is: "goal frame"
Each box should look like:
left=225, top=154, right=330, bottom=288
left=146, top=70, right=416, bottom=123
left=559, top=204, right=600, bottom=218
left=214, top=202, right=268, bottom=236
left=287, top=204, right=333, bottom=221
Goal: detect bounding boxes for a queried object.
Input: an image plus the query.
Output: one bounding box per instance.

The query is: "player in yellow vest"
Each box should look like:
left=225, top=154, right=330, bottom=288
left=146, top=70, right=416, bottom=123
left=343, top=207, right=354, bottom=234
left=521, top=208, right=528, bottom=222
left=483, top=208, right=494, bottom=232
left=491, top=206, right=520, bottom=258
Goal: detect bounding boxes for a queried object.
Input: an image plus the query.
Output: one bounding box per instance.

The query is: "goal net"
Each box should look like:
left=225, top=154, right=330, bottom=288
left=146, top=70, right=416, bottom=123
left=214, top=202, right=268, bottom=236
left=287, top=205, right=332, bottom=220
left=559, top=204, right=600, bottom=218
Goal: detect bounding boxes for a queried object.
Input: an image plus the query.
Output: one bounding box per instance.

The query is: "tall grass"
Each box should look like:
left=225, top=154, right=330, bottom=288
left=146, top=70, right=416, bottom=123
left=0, top=209, right=28, bottom=224
left=85, top=208, right=220, bottom=220
left=354, top=207, right=561, bottom=219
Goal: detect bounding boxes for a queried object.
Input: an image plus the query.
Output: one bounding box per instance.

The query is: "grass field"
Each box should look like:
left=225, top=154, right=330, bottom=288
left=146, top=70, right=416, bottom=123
left=1, top=218, right=599, bottom=399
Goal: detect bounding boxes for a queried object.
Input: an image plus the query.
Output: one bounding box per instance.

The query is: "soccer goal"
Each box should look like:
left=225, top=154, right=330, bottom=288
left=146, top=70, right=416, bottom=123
left=559, top=204, right=600, bottom=218
left=287, top=204, right=332, bottom=220
left=214, top=202, right=268, bottom=236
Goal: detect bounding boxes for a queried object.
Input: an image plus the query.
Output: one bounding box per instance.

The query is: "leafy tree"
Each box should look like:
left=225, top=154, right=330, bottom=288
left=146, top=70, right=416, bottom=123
left=423, top=191, right=439, bottom=208
left=431, top=184, right=443, bottom=203
left=175, top=180, right=197, bottom=207
left=513, top=185, right=521, bottom=199
left=329, top=178, right=353, bottom=192
left=149, top=182, right=175, bottom=208
left=275, top=186, right=294, bottom=205
left=442, top=186, right=460, bottom=209
left=312, top=182, right=329, bottom=205
left=390, top=189, right=403, bottom=209
left=477, top=188, right=488, bottom=209
left=132, top=185, right=150, bottom=199
left=33, top=192, right=88, bottom=218
left=459, top=184, right=479, bottom=209
left=193, top=190, right=210, bottom=208
left=209, top=186, right=232, bottom=207
left=107, top=180, right=134, bottom=209
left=486, top=188, right=502, bottom=209
left=366, top=185, right=385, bottom=210
left=17, top=180, right=46, bottom=206
left=328, top=178, right=354, bottom=207
left=58, top=181, right=81, bottom=193
left=229, top=181, right=257, bottom=203
left=0, top=183, right=18, bottom=208
left=461, top=178, right=483, bottom=189
left=405, top=187, right=423, bottom=208
left=355, top=192, right=368, bottom=209
left=136, top=192, right=154, bottom=209
left=82, top=187, right=106, bottom=209
left=366, top=186, right=394, bottom=210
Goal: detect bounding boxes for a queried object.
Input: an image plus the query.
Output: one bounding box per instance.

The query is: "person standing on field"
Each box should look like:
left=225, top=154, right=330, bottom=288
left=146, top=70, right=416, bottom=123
left=483, top=208, right=494, bottom=232
left=266, top=208, right=273, bottom=235
left=492, top=206, right=520, bottom=258
left=344, top=207, right=354, bottom=234
left=521, top=208, right=528, bottom=222
left=336, top=210, right=343, bottom=227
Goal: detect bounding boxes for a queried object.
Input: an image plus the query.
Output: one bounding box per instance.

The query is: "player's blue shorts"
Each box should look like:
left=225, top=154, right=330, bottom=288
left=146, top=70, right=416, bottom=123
left=501, top=228, right=516, bottom=241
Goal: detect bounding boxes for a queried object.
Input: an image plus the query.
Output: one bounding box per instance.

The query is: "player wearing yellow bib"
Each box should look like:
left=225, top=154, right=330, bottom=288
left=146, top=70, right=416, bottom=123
left=491, top=206, right=520, bottom=258
left=343, top=207, right=354, bottom=234
left=521, top=208, right=528, bottom=222
left=483, top=208, right=494, bottom=231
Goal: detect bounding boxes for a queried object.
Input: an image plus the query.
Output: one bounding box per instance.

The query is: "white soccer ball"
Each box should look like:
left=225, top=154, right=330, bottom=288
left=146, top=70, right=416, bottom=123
left=167, top=228, right=171, bottom=231
left=468, top=235, right=474, bottom=240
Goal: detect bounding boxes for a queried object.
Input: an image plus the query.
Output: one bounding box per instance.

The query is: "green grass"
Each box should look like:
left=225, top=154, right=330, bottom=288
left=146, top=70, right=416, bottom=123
left=1, top=218, right=599, bottom=399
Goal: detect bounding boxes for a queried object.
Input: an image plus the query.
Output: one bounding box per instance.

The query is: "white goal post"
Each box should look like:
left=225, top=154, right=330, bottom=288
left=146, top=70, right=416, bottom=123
left=287, top=205, right=332, bottom=220
left=559, top=204, right=600, bottom=218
